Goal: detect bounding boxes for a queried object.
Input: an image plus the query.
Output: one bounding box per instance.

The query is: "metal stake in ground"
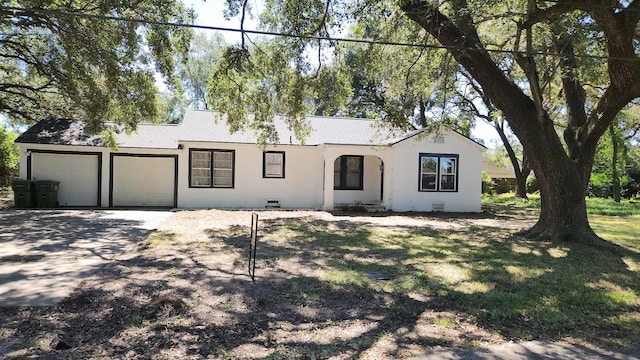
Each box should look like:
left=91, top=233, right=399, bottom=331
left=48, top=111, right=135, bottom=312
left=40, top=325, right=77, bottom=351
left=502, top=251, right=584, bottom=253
left=248, top=212, right=258, bottom=282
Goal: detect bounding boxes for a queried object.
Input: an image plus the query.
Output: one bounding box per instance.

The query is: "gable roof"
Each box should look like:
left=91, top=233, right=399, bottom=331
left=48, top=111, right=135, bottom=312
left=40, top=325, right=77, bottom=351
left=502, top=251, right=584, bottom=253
left=16, top=109, right=485, bottom=150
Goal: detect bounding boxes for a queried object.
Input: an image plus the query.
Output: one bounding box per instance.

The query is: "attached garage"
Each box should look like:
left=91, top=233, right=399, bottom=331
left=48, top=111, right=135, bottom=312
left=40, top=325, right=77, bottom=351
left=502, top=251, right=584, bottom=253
left=110, top=154, right=177, bottom=207
left=29, top=151, right=101, bottom=206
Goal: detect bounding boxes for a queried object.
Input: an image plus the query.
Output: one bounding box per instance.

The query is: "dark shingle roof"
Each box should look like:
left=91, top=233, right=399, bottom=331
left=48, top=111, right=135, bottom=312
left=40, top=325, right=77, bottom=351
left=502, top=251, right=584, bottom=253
left=15, top=118, right=104, bottom=146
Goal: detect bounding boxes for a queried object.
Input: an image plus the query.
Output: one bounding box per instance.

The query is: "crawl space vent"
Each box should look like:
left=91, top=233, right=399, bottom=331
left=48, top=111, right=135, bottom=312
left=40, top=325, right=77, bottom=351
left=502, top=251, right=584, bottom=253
left=265, top=199, right=281, bottom=208
left=432, top=202, right=445, bottom=212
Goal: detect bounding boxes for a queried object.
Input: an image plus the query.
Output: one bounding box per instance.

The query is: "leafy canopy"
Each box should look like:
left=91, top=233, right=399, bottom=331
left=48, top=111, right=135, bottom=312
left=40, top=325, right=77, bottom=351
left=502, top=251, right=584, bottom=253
left=0, top=0, right=193, bottom=133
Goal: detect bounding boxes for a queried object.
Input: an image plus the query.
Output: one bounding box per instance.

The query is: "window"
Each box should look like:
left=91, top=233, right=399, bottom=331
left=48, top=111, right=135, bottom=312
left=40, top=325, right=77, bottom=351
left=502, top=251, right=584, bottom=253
left=419, top=153, right=458, bottom=192
left=190, top=149, right=234, bottom=188
left=334, top=155, right=363, bottom=190
left=263, top=151, right=285, bottom=178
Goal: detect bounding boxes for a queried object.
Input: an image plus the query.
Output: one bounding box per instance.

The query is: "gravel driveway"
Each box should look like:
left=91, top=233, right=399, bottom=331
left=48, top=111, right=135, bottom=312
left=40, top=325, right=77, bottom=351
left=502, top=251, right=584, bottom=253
left=0, top=209, right=172, bottom=306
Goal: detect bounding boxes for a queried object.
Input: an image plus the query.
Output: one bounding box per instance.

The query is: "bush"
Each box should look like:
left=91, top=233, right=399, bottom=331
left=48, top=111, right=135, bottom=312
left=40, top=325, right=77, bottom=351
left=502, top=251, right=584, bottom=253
left=587, top=183, right=612, bottom=198
left=493, top=178, right=515, bottom=194
left=0, top=166, right=18, bottom=188
left=481, top=172, right=495, bottom=194
left=526, top=176, right=539, bottom=193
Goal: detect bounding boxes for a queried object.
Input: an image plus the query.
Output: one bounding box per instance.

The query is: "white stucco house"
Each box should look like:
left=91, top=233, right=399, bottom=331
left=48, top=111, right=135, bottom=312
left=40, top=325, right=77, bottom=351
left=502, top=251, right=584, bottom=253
left=15, top=109, right=485, bottom=212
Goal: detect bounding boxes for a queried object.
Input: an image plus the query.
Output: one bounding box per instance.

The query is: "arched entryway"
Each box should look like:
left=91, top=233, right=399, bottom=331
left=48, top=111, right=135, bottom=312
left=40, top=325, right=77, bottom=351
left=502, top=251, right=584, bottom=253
left=331, top=154, right=384, bottom=207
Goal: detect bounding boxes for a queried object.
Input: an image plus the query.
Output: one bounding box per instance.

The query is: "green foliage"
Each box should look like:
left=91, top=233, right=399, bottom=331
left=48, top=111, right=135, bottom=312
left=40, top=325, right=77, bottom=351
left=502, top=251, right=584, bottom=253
left=157, top=90, right=189, bottom=124
left=0, top=1, right=193, bottom=133
left=590, top=121, right=630, bottom=197
left=481, top=171, right=495, bottom=194
left=180, top=32, right=226, bottom=110
left=207, top=37, right=356, bottom=144
left=526, top=176, right=539, bottom=194
left=0, top=126, right=19, bottom=186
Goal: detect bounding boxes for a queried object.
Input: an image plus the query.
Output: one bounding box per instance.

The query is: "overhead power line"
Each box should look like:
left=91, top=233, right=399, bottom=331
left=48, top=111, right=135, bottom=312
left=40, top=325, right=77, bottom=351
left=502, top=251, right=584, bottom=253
left=1, top=5, right=637, bottom=62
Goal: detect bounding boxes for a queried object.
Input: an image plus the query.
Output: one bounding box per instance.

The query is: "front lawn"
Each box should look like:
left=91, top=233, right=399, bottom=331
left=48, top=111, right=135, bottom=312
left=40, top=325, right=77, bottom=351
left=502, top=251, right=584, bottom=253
left=1, top=207, right=638, bottom=358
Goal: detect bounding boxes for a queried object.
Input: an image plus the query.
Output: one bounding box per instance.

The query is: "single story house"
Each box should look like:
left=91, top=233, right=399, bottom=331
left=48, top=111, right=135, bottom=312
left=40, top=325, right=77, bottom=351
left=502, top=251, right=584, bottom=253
left=15, top=109, right=485, bottom=212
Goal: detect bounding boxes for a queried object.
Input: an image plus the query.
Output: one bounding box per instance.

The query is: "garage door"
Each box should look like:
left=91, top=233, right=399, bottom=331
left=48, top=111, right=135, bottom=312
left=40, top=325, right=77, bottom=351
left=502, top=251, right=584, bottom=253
left=31, top=152, right=100, bottom=206
left=111, top=155, right=176, bottom=207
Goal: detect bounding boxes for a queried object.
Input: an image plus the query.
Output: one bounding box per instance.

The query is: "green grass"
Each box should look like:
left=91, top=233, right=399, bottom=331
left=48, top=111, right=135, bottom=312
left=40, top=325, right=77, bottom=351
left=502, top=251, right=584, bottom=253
left=483, top=193, right=640, bottom=216
left=585, top=197, right=640, bottom=216
left=590, top=215, right=640, bottom=249
left=256, top=214, right=640, bottom=346
left=482, top=193, right=640, bottom=248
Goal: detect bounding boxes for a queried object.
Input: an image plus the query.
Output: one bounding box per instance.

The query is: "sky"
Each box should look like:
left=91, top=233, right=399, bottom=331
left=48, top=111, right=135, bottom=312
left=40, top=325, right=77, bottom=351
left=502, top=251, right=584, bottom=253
left=183, top=0, right=503, bottom=148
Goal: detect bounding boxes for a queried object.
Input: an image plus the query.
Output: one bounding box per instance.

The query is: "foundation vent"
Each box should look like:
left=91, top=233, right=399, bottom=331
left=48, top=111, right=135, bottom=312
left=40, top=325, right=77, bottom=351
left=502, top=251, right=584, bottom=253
left=432, top=202, right=445, bottom=212
left=265, top=199, right=281, bottom=208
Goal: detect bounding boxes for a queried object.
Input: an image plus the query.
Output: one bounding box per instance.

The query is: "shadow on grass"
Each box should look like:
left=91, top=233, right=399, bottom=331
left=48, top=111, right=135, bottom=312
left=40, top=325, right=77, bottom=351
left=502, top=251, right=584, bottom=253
left=2, top=214, right=639, bottom=358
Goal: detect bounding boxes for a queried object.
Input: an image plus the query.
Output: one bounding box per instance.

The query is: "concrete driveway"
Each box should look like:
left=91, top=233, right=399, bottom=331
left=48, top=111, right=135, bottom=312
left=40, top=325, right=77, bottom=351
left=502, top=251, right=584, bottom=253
left=0, top=209, right=172, bottom=306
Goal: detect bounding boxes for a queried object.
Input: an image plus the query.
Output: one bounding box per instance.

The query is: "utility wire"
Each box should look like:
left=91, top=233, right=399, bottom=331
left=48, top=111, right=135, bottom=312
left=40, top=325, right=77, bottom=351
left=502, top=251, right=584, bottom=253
left=2, top=5, right=637, bottom=62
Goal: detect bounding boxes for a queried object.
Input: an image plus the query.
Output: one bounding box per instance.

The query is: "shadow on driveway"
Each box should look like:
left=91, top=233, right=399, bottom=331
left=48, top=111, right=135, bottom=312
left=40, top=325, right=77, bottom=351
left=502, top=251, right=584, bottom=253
left=0, top=209, right=172, bottom=306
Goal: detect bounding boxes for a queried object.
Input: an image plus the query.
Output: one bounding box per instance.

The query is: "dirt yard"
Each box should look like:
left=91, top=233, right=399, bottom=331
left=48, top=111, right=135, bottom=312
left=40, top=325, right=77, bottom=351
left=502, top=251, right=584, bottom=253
left=0, top=207, right=542, bottom=359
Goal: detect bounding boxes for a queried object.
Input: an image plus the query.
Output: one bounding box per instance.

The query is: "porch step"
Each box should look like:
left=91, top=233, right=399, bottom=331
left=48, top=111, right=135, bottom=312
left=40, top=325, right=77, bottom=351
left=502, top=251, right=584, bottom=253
left=335, top=203, right=387, bottom=212
left=364, top=204, right=386, bottom=212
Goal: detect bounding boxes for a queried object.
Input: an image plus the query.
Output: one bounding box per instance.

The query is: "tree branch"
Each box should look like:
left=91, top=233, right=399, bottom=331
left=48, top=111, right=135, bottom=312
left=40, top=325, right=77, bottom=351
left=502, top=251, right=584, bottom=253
left=519, top=1, right=580, bottom=30
left=554, top=34, right=588, bottom=160
left=513, top=17, right=545, bottom=124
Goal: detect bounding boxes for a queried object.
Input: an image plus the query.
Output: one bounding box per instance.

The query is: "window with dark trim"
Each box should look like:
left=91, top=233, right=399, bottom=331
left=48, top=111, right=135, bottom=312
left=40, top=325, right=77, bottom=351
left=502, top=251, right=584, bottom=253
left=189, top=149, right=235, bottom=188
left=334, top=155, right=363, bottom=190
left=419, top=153, right=458, bottom=192
left=263, top=151, right=285, bottom=178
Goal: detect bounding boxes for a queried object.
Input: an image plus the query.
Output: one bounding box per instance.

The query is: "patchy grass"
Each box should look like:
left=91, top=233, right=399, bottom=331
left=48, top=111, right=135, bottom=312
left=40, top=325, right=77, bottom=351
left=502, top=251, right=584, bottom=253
left=142, top=230, right=178, bottom=249
left=256, top=218, right=640, bottom=346
left=2, top=210, right=639, bottom=358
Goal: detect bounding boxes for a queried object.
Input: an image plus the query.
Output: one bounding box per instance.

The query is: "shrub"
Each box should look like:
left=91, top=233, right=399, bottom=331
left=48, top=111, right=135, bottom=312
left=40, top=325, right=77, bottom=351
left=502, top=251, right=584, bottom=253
left=481, top=171, right=495, bottom=194
left=525, top=176, right=539, bottom=193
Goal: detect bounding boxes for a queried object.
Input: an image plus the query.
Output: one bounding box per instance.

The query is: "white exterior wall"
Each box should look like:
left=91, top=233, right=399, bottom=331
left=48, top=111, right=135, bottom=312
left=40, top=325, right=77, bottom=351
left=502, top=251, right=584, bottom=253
left=18, top=132, right=483, bottom=211
left=390, top=133, right=483, bottom=212
left=178, top=142, right=324, bottom=209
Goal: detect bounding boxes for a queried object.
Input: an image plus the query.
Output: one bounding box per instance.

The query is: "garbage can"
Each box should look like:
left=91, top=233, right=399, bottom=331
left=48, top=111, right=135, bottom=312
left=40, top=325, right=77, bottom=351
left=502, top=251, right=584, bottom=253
left=11, top=179, right=34, bottom=209
left=33, top=180, right=60, bottom=208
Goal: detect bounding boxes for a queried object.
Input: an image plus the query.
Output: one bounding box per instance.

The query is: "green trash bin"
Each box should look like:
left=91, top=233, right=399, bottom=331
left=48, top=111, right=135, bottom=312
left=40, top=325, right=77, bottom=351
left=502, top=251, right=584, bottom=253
left=11, top=179, right=34, bottom=209
left=33, top=180, right=60, bottom=208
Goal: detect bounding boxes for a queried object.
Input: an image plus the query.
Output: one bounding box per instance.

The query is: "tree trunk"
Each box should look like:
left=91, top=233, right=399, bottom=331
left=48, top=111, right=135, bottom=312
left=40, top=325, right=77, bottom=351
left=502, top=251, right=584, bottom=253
left=493, top=120, right=530, bottom=199
left=516, top=153, right=532, bottom=199
left=522, top=156, right=601, bottom=244
left=609, top=124, right=621, bottom=203
left=515, top=169, right=530, bottom=199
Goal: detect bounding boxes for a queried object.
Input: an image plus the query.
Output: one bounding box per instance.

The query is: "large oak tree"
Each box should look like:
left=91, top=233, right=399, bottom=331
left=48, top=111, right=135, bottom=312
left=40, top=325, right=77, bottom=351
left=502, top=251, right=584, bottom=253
left=400, top=0, right=640, bottom=243
left=215, top=0, right=640, bottom=244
